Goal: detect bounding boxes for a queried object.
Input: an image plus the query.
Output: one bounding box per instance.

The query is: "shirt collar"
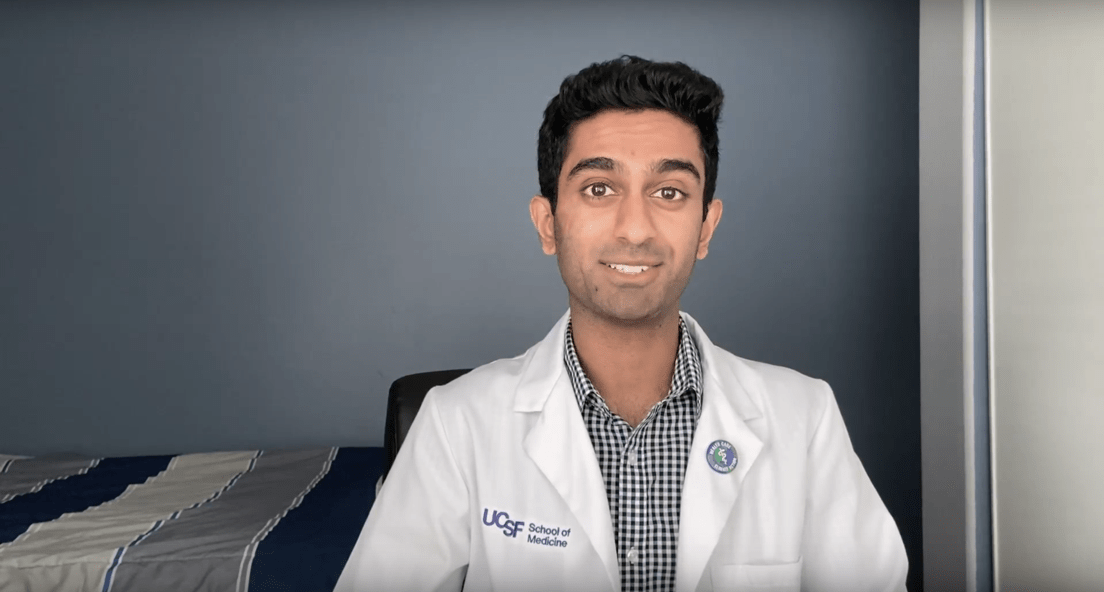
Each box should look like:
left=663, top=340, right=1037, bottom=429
left=563, top=313, right=704, bottom=416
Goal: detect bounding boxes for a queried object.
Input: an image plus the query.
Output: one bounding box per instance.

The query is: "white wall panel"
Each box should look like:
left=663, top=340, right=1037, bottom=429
left=988, top=2, right=1104, bottom=590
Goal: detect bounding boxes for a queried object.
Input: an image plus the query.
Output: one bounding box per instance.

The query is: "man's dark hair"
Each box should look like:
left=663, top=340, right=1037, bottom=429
left=537, top=55, right=724, bottom=221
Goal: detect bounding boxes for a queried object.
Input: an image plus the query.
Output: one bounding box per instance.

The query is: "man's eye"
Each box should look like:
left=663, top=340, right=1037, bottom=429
left=655, top=187, right=686, bottom=200
left=584, top=183, right=612, bottom=197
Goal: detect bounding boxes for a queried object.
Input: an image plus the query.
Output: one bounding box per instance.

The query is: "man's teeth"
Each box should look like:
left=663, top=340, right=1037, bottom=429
left=608, top=263, right=649, bottom=274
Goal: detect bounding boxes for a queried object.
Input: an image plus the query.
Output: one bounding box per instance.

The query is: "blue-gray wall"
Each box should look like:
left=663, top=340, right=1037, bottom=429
left=0, top=1, right=919, bottom=589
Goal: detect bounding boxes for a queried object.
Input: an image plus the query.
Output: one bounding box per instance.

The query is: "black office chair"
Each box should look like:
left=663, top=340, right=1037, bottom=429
left=382, top=369, right=472, bottom=482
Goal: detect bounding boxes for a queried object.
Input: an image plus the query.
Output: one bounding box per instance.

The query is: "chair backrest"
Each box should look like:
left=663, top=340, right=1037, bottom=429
left=383, top=369, right=472, bottom=480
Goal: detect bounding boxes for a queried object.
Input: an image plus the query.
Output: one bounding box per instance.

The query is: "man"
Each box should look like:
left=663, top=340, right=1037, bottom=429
left=336, top=56, right=908, bottom=592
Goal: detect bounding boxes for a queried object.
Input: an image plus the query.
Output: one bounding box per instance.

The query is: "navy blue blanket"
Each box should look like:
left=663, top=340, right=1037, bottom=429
left=0, top=447, right=383, bottom=592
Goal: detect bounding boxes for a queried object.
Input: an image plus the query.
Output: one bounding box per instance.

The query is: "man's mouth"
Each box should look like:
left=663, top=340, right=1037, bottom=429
left=606, top=263, right=653, bottom=274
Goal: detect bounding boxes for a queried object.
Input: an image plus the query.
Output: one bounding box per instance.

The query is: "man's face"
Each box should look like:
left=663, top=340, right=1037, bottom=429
left=530, top=108, right=723, bottom=325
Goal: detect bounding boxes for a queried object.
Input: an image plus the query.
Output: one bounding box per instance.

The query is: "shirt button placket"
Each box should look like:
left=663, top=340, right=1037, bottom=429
left=623, top=438, right=643, bottom=590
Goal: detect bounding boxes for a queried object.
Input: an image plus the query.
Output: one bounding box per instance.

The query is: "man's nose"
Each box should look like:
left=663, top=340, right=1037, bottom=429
left=612, top=190, right=658, bottom=244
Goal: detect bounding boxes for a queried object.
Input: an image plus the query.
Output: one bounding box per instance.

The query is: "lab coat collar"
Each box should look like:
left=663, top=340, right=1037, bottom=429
left=511, top=308, right=572, bottom=414
left=675, top=313, right=766, bottom=592
left=512, top=308, right=764, bottom=423
left=519, top=309, right=619, bottom=590
left=517, top=309, right=767, bottom=592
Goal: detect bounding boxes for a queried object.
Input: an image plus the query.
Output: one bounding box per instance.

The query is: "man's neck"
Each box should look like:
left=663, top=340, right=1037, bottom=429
left=569, top=305, right=682, bottom=426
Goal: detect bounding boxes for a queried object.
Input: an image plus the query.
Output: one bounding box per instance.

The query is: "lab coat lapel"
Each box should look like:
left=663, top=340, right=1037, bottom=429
left=675, top=313, right=764, bottom=592
left=517, top=310, right=620, bottom=592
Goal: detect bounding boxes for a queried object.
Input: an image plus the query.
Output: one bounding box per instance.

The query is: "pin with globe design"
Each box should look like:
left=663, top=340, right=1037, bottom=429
left=706, top=440, right=738, bottom=474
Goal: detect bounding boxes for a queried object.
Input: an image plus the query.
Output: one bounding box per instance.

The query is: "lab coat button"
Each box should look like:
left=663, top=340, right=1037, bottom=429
left=627, top=547, right=639, bottom=565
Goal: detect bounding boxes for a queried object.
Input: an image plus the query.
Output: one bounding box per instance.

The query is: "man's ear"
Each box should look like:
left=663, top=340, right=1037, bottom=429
left=696, top=198, right=723, bottom=260
left=530, top=195, right=557, bottom=255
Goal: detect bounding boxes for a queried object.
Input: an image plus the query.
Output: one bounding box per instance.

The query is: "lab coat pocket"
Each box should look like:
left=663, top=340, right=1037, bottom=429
left=710, top=558, right=803, bottom=591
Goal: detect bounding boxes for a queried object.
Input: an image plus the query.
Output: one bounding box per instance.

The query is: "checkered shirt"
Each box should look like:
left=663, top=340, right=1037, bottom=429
left=563, top=315, right=704, bottom=592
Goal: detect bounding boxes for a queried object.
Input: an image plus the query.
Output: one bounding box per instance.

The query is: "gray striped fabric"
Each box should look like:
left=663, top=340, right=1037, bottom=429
left=109, top=449, right=335, bottom=592
left=0, top=455, right=100, bottom=503
left=0, top=448, right=339, bottom=592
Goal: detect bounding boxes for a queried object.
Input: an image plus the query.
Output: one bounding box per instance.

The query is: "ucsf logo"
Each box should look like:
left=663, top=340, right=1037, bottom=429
left=482, top=508, right=525, bottom=537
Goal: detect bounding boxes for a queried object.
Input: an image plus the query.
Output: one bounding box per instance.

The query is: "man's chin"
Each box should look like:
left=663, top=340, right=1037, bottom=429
left=567, top=289, right=679, bottom=327
left=592, top=301, right=674, bottom=326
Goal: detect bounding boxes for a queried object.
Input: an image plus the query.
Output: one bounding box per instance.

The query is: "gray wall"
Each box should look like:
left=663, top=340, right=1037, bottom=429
left=0, top=1, right=920, bottom=589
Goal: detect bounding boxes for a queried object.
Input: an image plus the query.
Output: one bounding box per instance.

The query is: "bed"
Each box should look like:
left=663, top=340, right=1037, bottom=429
left=0, top=447, right=384, bottom=592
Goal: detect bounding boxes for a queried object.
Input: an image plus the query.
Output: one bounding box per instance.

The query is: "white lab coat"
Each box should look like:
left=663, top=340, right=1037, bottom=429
left=336, top=310, right=908, bottom=592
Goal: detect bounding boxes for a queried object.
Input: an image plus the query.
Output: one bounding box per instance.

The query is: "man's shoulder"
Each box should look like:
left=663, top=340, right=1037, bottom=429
left=424, top=349, right=534, bottom=414
left=706, top=343, right=832, bottom=414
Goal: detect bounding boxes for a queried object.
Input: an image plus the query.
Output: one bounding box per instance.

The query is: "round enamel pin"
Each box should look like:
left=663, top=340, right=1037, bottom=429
left=706, top=440, right=738, bottom=474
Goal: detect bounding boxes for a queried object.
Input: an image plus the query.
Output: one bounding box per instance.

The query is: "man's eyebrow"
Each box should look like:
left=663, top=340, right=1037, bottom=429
left=564, top=157, right=702, bottom=183
left=650, top=158, right=701, bottom=182
left=565, top=157, right=618, bottom=181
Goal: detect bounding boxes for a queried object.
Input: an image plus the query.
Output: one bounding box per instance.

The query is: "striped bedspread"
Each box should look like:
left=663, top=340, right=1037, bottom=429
left=0, top=447, right=383, bottom=592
